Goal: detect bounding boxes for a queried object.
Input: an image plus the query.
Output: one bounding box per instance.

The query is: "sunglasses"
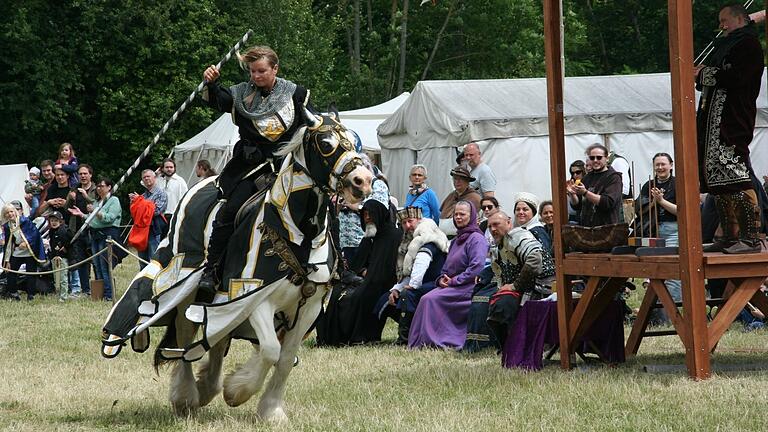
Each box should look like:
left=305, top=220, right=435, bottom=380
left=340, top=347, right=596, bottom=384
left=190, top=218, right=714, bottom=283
left=482, top=205, right=495, bottom=210
left=588, top=155, right=604, bottom=161
left=570, top=170, right=583, bottom=175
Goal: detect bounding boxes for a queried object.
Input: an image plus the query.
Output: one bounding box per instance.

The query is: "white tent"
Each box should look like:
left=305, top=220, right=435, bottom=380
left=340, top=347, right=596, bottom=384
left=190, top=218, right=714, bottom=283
left=377, top=71, right=768, bottom=211
left=174, top=93, right=411, bottom=186
left=0, top=163, right=31, bottom=216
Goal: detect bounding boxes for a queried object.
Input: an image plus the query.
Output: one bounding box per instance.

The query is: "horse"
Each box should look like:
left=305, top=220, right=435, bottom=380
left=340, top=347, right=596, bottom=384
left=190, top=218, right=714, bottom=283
left=100, top=112, right=373, bottom=420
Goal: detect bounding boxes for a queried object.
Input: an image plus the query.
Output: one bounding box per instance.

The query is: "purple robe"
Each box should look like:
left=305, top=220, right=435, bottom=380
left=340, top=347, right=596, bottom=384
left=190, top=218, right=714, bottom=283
left=408, top=230, right=488, bottom=350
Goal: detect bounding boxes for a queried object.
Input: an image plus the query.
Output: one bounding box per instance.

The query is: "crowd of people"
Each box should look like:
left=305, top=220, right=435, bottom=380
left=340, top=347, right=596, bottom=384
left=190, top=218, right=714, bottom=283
left=0, top=143, right=217, bottom=302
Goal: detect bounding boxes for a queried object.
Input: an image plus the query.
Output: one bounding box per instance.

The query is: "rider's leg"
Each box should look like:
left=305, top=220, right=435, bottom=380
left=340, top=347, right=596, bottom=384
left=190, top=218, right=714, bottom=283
left=199, top=180, right=259, bottom=292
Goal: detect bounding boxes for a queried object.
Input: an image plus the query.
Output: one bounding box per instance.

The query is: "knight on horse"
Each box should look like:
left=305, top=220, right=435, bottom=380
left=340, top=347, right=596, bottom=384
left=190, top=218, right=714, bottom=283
left=100, top=45, right=373, bottom=419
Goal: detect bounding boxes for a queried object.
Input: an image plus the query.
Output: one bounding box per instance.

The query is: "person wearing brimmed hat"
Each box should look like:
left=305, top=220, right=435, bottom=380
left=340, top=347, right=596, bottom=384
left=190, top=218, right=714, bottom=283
left=439, top=165, right=482, bottom=220
left=377, top=206, right=449, bottom=345
left=2, top=203, right=46, bottom=301
left=47, top=211, right=73, bottom=301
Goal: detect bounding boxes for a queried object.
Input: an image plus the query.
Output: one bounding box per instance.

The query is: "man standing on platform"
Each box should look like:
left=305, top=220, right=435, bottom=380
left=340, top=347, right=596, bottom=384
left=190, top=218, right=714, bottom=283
left=567, top=144, right=623, bottom=227
left=696, top=4, right=764, bottom=254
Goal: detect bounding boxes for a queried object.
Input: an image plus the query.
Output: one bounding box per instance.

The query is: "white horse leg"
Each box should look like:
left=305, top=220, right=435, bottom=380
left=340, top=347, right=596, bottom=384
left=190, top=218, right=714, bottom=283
left=169, top=309, right=200, bottom=415
left=223, top=303, right=281, bottom=407
left=195, top=338, right=227, bottom=407
left=257, top=293, right=322, bottom=422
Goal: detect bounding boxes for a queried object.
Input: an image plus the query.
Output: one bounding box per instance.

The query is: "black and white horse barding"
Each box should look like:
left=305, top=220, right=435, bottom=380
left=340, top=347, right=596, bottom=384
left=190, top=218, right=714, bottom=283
left=100, top=113, right=372, bottom=419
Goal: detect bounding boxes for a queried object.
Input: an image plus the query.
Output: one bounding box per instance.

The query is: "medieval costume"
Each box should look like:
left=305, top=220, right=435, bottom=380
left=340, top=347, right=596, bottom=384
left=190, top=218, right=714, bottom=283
left=318, top=199, right=402, bottom=345
left=513, top=193, right=555, bottom=294
left=572, top=167, right=623, bottom=227
left=409, top=202, right=488, bottom=350
left=198, top=74, right=314, bottom=289
left=377, top=208, right=449, bottom=345
left=486, top=226, right=543, bottom=349
left=2, top=215, right=46, bottom=300
left=697, top=21, right=764, bottom=254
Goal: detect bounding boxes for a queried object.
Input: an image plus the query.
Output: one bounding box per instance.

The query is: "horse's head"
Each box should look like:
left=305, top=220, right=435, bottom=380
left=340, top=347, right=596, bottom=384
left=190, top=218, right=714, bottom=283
left=303, top=114, right=373, bottom=204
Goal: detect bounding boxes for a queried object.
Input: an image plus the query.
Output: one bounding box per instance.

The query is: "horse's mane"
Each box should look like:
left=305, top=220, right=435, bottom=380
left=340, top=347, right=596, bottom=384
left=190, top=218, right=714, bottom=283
left=274, top=125, right=308, bottom=157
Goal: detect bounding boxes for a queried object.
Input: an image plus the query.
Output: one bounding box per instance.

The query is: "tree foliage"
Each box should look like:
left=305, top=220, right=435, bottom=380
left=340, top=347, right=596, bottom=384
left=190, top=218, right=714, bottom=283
left=0, top=0, right=760, bottom=177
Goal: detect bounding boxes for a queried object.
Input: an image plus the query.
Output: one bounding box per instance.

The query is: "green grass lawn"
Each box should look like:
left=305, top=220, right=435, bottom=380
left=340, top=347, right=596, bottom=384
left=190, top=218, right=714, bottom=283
left=1, top=260, right=767, bottom=431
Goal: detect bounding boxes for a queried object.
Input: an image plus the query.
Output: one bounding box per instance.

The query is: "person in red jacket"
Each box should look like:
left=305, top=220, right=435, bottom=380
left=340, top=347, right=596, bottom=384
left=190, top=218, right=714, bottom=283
left=129, top=169, right=167, bottom=268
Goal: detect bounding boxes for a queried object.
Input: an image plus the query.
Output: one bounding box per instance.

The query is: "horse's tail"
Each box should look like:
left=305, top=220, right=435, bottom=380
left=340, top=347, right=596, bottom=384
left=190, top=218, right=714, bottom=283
left=153, top=320, right=178, bottom=373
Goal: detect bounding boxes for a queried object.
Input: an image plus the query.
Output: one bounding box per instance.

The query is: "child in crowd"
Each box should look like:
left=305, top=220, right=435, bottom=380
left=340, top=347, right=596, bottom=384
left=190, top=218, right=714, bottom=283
left=25, top=167, right=43, bottom=217
left=47, top=211, right=72, bottom=301
left=54, top=142, right=79, bottom=188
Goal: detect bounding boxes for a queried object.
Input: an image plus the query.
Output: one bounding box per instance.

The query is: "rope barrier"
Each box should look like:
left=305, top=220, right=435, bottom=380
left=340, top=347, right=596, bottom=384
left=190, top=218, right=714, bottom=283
left=70, top=29, right=255, bottom=244
left=106, top=238, right=150, bottom=266
left=2, top=246, right=110, bottom=276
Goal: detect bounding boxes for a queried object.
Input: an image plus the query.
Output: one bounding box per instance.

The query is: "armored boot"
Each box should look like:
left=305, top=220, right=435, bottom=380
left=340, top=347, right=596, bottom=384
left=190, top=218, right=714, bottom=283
left=723, top=190, right=762, bottom=254
left=703, top=194, right=737, bottom=252
left=395, top=311, right=414, bottom=345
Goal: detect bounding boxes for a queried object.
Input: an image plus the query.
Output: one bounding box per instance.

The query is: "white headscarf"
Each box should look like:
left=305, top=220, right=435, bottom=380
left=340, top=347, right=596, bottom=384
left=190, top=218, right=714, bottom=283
left=513, top=192, right=543, bottom=230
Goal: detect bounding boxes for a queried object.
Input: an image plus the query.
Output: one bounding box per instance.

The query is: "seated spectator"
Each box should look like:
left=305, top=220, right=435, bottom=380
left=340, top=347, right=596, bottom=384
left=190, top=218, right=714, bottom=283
left=513, top=193, right=556, bottom=295
left=2, top=203, right=46, bottom=301
left=54, top=142, right=80, bottom=188
left=25, top=167, right=43, bottom=217
left=195, top=159, right=218, bottom=178
left=404, top=164, right=440, bottom=224
left=539, top=200, right=555, bottom=252
left=439, top=166, right=482, bottom=233
left=409, top=201, right=488, bottom=350
left=69, top=178, right=122, bottom=301
left=462, top=265, right=498, bottom=353
left=379, top=207, right=449, bottom=345
left=319, top=199, right=402, bottom=345
left=479, top=196, right=501, bottom=249
left=47, top=211, right=72, bottom=302
left=485, top=211, right=543, bottom=348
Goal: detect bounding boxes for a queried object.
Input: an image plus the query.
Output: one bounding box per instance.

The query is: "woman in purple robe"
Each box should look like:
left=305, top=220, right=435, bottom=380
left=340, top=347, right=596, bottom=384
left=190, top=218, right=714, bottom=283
left=408, top=200, right=488, bottom=350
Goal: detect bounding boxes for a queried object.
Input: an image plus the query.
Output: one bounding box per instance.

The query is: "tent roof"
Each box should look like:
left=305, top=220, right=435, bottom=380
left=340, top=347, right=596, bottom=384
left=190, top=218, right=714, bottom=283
left=378, top=70, right=768, bottom=149
left=174, top=113, right=239, bottom=154
left=339, top=92, right=409, bottom=151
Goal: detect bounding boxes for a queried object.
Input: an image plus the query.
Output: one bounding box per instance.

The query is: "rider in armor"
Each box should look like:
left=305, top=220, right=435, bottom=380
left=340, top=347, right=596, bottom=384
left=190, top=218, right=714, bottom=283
left=198, top=45, right=316, bottom=291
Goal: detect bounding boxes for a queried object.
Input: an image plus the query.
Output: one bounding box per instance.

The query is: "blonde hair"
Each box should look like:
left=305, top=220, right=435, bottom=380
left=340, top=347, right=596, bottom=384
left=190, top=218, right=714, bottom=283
left=238, top=46, right=279, bottom=71
left=1, top=203, right=19, bottom=224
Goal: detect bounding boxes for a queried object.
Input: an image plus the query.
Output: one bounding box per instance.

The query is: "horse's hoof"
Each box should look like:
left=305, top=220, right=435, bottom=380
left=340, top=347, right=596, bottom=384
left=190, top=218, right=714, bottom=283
left=259, top=405, right=288, bottom=423
left=223, top=374, right=256, bottom=407
left=171, top=401, right=199, bottom=417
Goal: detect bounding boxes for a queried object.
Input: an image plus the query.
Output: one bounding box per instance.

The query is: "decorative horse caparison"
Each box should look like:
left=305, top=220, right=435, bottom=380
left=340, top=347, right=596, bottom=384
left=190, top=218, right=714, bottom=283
left=100, top=114, right=373, bottom=419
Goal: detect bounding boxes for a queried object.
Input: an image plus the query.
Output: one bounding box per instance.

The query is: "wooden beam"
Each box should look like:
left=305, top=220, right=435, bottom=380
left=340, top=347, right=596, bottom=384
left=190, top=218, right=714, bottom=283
left=650, top=279, right=690, bottom=348
left=543, top=0, right=571, bottom=371
left=667, top=0, right=710, bottom=380
left=625, top=282, right=659, bottom=357
left=708, top=277, right=764, bottom=351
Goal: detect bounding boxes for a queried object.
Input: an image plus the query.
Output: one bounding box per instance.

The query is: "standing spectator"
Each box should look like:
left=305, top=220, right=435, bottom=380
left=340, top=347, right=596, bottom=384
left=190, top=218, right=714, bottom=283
left=54, top=142, right=80, bottom=188
left=696, top=4, right=763, bottom=254
left=31, top=160, right=55, bottom=217
left=2, top=203, right=46, bottom=301
left=129, top=169, right=167, bottom=268
left=464, top=142, right=497, bottom=197
left=404, top=164, right=440, bottom=224
left=68, top=163, right=97, bottom=295
left=567, top=144, right=623, bottom=227
left=539, top=200, right=555, bottom=252
left=157, top=158, right=188, bottom=222
left=479, top=196, right=501, bottom=247
left=25, top=167, right=44, bottom=217
left=195, top=159, right=217, bottom=178
left=70, top=178, right=121, bottom=301
left=566, top=160, right=586, bottom=224
left=36, top=168, right=71, bottom=219
left=47, top=211, right=72, bottom=302
left=408, top=201, right=488, bottom=350
left=439, top=166, right=482, bottom=219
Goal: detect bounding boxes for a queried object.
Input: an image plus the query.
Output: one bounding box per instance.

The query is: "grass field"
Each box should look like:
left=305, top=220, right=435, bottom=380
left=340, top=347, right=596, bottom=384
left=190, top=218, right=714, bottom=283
left=1, top=258, right=768, bottom=431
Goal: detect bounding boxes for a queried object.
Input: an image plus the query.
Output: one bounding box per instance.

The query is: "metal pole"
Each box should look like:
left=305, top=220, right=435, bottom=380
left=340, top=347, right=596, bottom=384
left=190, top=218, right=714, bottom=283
left=71, top=29, right=255, bottom=243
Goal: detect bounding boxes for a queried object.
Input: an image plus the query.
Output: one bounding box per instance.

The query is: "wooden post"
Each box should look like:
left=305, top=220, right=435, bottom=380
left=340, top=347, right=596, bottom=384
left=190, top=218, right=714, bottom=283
left=667, top=0, right=710, bottom=379
left=107, top=237, right=116, bottom=305
left=543, top=0, right=572, bottom=370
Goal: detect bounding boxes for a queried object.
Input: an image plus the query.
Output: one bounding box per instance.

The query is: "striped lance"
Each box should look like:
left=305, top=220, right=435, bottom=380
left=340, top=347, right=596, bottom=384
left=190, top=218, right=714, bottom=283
left=71, top=29, right=254, bottom=243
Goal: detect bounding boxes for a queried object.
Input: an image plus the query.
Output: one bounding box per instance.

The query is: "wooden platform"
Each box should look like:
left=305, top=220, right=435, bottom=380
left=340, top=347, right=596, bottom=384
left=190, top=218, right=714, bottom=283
left=558, top=251, right=768, bottom=377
